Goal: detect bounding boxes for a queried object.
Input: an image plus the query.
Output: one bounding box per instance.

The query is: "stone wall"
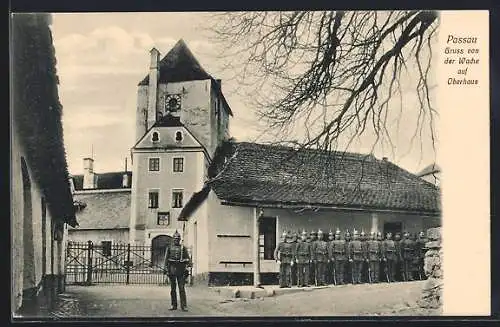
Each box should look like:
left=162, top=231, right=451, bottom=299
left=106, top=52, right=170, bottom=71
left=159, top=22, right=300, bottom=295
left=419, top=227, right=443, bottom=311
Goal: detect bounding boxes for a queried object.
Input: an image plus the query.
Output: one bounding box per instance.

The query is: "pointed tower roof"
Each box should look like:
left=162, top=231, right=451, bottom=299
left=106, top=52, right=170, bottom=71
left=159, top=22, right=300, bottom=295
left=138, top=39, right=212, bottom=85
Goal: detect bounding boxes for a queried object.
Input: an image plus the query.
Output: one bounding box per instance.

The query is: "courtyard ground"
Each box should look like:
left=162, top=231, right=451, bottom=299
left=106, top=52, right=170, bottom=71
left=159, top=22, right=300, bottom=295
left=29, top=280, right=441, bottom=318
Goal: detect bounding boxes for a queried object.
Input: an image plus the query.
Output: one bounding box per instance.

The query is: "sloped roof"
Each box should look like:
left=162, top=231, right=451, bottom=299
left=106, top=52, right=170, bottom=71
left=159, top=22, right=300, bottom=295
left=71, top=191, right=131, bottom=229
left=138, top=39, right=211, bottom=86
left=179, top=142, right=441, bottom=219
left=417, top=163, right=441, bottom=177
left=72, top=171, right=132, bottom=191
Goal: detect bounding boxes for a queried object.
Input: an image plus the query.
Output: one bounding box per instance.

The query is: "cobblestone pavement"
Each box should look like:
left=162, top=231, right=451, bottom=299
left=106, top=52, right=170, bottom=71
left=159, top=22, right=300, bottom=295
left=30, top=281, right=440, bottom=318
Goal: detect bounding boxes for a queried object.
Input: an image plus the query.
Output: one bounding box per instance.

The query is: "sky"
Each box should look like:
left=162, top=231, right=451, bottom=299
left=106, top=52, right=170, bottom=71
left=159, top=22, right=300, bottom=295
left=50, top=12, right=438, bottom=176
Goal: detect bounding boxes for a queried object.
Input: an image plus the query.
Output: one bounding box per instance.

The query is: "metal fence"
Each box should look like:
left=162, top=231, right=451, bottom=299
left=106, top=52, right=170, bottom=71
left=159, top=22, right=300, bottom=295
left=65, top=241, right=192, bottom=286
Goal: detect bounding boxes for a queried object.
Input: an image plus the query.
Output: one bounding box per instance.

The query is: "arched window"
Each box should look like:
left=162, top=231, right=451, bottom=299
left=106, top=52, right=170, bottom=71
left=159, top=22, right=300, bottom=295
left=175, top=131, right=183, bottom=142
left=152, top=131, right=160, bottom=142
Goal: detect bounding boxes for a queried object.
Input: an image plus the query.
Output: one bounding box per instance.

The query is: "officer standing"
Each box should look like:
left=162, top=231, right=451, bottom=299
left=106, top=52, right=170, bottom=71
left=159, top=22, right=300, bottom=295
left=365, top=231, right=382, bottom=283
left=416, top=231, right=427, bottom=280
left=313, top=229, right=328, bottom=286
left=164, top=230, right=191, bottom=311
left=344, top=230, right=352, bottom=284
left=274, top=231, right=287, bottom=287
left=295, top=230, right=313, bottom=287
left=382, top=232, right=397, bottom=282
left=326, top=230, right=335, bottom=284
left=329, top=228, right=348, bottom=285
left=400, top=231, right=415, bottom=281
left=348, top=230, right=364, bottom=284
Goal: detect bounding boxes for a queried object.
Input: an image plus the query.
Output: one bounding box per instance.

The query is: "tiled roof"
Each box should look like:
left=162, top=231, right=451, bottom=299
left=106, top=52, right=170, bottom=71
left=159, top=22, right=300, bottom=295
left=71, top=190, right=131, bottom=229
left=417, top=163, right=441, bottom=177
left=72, top=171, right=132, bottom=191
left=138, top=39, right=211, bottom=86
left=207, top=142, right=440, bottom=213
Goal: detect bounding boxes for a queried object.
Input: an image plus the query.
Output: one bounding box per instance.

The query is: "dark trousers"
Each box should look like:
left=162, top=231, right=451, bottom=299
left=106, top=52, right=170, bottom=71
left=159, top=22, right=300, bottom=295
left=402, top=259, right=414, bottom=281
left=296, top=263, right=310, bottom=286
left=368, top=260, right=380, bottom=283
left=291, top=263, right=297, bottom=286
left=385, top=259, right=396, bottom=282
left=169, top=274, right=187, bottom=309
left=309, top=262, right=316, bottom=285
left=333, top=260, right=346, bottom=285
left=315, top=262, right=326, bottom=286
left=345, top=261, right=352, bottom=284
left=352, top=261, right=363, bottom=284
left=326, top=261, right=334, bottom=284
left=279, top=263, right=292, bottom=287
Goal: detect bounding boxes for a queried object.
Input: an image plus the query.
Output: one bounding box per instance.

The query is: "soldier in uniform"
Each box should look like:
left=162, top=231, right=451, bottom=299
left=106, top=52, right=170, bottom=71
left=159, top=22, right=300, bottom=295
left=328, top=228, right=348, bottom=285
left=382, top=232, right=397, bottom=282
left=394, top=232, right=402, bottom=281
left=326, top=230, right=335, bottom=284
left=360, top=230, right=368, bottom=283
left=416, top=231, right=427, bottom=280
left=400, top=231, right=415, bottom=281
left=290, top=231, right=299, bottom=286
left=376, top=231, right=384, bottom=282
left=348, top=230, right=365, bottom=284
left=344, top=230, right=352, bottom=284
left=365, top=231, right=382, bottom=283
left=274, top=231, right=294, bottom=288
left=164, top=230, right=191, bottom=311
left=313, top=229, right=329, bottom=286
left=295, top=230, right=313, bottom=287
left=309, top=230, right=318, bottom=286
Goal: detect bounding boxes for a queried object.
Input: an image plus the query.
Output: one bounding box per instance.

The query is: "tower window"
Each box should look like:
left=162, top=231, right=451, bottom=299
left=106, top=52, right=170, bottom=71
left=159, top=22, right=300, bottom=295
left=148, top=190, right=159, bottom=209
left=148, top=158, right=160, bottom=171
left=152, top=132, right=160, bottom=142
left=175, top=131, right=183, bottom=142
left=173, top=157, right=184, bottom=173
left=172, top=190, right=184, bottom=208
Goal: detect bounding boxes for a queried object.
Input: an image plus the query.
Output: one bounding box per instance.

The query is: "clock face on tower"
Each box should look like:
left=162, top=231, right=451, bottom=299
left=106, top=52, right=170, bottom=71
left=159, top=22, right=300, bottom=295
left=165, top=94, right=181, bottom=113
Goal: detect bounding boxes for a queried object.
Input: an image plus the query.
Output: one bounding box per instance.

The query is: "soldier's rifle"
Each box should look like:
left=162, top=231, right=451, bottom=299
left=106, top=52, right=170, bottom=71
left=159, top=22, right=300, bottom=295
left=367, top=260, right=372, bottom=284
left=332, top=259, right=337, bottom=286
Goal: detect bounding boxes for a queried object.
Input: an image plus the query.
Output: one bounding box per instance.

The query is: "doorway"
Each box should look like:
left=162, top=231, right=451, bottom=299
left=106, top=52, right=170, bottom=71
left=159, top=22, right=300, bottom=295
left=383, top=221, right=402, bottom=238
left=151, top=235, right=172, bottom=268
left=259, top=217, right=277, bottom=260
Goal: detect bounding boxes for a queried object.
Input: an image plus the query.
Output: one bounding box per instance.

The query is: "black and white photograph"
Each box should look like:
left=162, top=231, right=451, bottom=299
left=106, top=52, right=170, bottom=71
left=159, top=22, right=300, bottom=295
left=10, top=10, right=491, bottom=319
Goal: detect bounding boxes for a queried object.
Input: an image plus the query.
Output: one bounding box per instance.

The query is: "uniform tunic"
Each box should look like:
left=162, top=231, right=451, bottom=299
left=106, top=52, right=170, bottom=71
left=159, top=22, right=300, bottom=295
left=382, top=239, right=397, bottom=282
left=313, top=239, right=329, bottom=286
left=328, top=239, right=348, bottom=285
left=400, top=238, right=415, bottom=281
left=164, top=243, right=191, bottom=309
left=348, top=239, right=365, bottom=284
left=295, top=240, right=313, bottom=286
left=365, top=239, right=382, bottom=283
left=274, top=241, right=294, bottom=287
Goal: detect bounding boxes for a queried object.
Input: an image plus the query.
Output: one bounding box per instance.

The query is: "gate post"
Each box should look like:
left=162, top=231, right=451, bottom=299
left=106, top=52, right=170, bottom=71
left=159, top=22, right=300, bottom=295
left=86, top=240, right=93, bottom=285
left=126, top=243, right=131, bottom=285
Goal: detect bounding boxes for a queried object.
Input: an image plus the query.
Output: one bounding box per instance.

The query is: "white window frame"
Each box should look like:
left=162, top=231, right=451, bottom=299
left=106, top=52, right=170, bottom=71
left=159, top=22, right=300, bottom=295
left=148, top=188, right=160, bottom=209
left=171, top=188, right=184, bottom=208
left=172, top=156, right=185, bottom=173
left=148, top=157, right=161, bottom=172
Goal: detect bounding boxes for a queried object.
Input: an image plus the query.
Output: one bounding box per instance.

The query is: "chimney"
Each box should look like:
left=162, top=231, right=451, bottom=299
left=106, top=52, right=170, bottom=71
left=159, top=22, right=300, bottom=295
left=122, top=158, right=129, bottom=188
left=147, top=47, right=160, bottom=131
left=83, top=157, right=97, bottom=189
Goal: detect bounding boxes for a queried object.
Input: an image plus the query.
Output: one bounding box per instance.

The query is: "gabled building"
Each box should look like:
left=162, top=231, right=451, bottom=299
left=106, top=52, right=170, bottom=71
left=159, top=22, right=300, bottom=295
left=418, top=163, right=441, bottom=187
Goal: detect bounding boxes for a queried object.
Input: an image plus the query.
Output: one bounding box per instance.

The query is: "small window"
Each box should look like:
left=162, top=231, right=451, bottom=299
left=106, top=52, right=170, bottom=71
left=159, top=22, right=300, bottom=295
left=172, top=190, right=184, bottom=208
left=149, top=158, right=160, bottom=171
left=157, top=212, right=170, bottom=226
left=152, top=132, right=160, bottom=142
left=102, top=241, right=112, bottom=257
left=149, top=191, right=159, bottom=209
left=175, top=131, right=183, bottom=142
left=173, top=157, right=184, bottom=173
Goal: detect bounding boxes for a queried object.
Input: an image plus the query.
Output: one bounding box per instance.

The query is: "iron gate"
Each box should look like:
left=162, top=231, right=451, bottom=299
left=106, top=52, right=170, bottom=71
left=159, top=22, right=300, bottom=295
left=64, top=241, right=192, bottom=285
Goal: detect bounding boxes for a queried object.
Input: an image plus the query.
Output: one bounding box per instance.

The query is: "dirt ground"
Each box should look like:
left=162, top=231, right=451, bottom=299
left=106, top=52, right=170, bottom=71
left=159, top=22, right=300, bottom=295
left=35, top=280, right=441, bottom=318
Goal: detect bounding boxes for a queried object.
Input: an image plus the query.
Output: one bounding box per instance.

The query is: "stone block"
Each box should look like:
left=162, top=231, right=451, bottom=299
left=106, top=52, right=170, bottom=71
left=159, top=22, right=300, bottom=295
left=427, top=228, right=441, bottom=241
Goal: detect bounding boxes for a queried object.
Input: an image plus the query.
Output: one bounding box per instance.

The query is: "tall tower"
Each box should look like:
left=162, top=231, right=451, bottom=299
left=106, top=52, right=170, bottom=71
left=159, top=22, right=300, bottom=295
left=129, top=39, right=233, bottom=247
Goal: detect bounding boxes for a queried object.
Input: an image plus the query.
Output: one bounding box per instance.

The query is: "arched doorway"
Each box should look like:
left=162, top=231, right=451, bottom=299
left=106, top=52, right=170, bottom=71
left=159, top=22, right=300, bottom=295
left=151, top=235, right=172, bottom=268
left=21, top=157, right=35, bottom=308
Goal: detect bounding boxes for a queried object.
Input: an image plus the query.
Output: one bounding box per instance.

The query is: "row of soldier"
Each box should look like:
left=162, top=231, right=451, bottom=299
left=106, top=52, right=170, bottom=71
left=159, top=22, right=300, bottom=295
left=274, top=228, right=427, bottom=288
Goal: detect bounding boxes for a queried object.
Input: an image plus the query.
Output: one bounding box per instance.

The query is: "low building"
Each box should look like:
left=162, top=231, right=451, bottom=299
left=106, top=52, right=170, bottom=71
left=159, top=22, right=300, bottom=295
left=179, top=141, right=442, bottom=286
left=11, top=13, right=77, bottom=315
